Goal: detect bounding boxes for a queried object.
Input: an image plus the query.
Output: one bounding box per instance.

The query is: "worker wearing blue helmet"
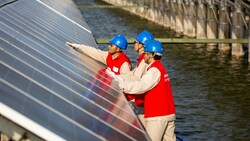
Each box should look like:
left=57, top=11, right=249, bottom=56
left=134, top=30, right=154, bottom=45
left=117, top=40, right=177, bottom=141
left=106, top=30, right=154, bottom=127
left=108, top=30, right=154, bottom=81
left=66, top=34, right=131, bottom=75
left=109, top=34, right=127, bottom=50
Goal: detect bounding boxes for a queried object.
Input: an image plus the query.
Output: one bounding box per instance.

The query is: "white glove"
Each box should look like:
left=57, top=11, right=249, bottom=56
left=66, top=42, right=83, bottom=53
left=66, top=42, right=74, bottom=48
left=105, top=68, right=124, bottom=83
left=105, top=68, right=116, bottom=78
left=113, top=75, right=124, bottom=83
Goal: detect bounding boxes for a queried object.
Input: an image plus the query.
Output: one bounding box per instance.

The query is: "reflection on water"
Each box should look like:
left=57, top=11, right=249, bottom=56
left=75, top=0, right=250, bottom=140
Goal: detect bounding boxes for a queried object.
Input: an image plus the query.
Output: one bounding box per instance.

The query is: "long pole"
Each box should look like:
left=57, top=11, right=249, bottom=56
left=77, top=5, right=149, bottom=9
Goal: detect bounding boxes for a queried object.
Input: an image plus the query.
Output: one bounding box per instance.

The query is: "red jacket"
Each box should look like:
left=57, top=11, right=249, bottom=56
left=106, top=52, right=131, bottom=75
left=144, top=60, right=176, bottom=118
left=136, top=53, right=145, bottom=67
left=125, top=53, right=146, bottom=103
left=133, top=53, right=146, bottom=106
left=106, top=52, right=133, bottom=101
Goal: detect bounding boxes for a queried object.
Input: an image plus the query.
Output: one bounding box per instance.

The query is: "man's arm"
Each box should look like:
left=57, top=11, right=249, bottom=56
left=66, top=42, right=108, bottom=64
left=119, top=67, right=160, bottom=94
left=119, top=62, right=132, bottom=75
left=119, top=60, right=147, bottom=80
left=131, top=60, right=147, bottom=79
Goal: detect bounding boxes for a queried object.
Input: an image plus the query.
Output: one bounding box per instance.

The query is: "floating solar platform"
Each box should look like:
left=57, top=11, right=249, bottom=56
left=0, top=0, right=150, bottom=140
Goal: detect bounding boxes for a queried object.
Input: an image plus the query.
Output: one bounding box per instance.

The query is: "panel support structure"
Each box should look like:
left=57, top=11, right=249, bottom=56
left=175, top=0, right=184, bottom=35
left=218, top=1, right=230, bottom=52
left=196, top=2, right=206, bottom=39
left=232, top=6, right=244, bottom=57
left=206, top=1, right=218, bottom=47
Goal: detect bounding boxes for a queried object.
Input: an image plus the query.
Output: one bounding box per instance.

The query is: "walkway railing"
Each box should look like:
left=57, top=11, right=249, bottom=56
left=95, top=38, right=249, bottom=44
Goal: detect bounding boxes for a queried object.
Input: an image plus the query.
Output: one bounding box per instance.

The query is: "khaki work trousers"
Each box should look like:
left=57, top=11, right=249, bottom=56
left=145, top=119, right=176, bottom=141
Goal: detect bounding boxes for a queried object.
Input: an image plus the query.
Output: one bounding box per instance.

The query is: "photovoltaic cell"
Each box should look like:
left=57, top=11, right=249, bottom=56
left=0, top=0, right=16, bottom=7
left=0, top=0, right=150, bottom=140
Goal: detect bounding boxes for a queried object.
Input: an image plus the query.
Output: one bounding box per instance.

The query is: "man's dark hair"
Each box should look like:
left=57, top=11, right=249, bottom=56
left=152, top=53, right=162, bottom=60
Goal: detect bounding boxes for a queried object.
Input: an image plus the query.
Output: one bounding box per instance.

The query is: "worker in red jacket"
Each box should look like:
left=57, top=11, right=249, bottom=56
left=66, top=34, right=132, bottom=75
left=118, top=40, right=176, bottom=141
left=106, top=30, right=154, bottom=128
left=66, top=34, right=133, bottom=121
left=118, top=30, right=154, bottom=80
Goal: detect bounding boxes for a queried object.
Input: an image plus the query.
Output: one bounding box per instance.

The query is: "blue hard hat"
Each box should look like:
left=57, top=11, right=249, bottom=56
left=144, top=40, right=163, bottom=53
left=134, top=30, right=154, bottom=45
left=109, top=34, right=128, bottom=50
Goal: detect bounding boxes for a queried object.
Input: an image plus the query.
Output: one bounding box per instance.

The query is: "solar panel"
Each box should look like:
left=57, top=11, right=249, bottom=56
left=0, top=0, right=150, bottom=140
left=0, top=0, right=16, bottom=7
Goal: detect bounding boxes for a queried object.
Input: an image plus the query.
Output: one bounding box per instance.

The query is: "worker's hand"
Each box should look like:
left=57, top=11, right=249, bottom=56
left=105, top=68, right=124, bottom=83
left=105, top=68, right=116, bottom=78
left=66, top=42, right=74, bottom=48
left=113, top=75, right=124, bottom=83
left=66, top=42, right=81, bottom=52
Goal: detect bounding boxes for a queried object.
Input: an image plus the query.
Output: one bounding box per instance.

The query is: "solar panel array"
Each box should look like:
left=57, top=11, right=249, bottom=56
left=0, top=0, right=150, bottom=140
left=0, top=0, right=15, bottom=7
